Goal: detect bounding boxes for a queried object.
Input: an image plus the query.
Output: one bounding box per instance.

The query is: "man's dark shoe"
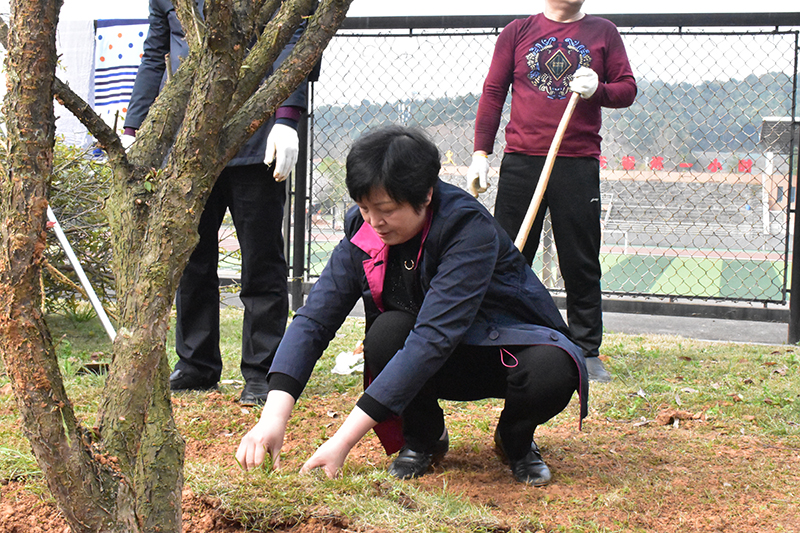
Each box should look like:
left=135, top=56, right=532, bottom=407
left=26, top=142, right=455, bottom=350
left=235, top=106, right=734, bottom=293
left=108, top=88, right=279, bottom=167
left=388, top=429, right=449, bottom=480
left=585, top=356, right=612, bottom=383
left=494, top=428, right=552, bottom=486
left=169, top=368, right=217, bottom=391
left=239, top=380, right=270, bottom=406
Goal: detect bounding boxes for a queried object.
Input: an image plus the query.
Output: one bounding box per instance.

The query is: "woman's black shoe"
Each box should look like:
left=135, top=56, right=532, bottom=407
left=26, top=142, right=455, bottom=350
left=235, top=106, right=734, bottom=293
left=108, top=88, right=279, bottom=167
left=388, top=430, right=449, bottom=480
left=494, top=429, right=552, bottom=486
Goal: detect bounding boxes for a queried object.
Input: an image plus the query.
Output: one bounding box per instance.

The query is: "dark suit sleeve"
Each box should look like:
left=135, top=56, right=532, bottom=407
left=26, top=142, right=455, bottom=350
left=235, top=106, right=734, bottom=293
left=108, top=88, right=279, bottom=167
left=267, top=236, right=364, bottom=394
left=123, top=0, right=172, bottom=130
left=273, top=21, right=309, bottom=112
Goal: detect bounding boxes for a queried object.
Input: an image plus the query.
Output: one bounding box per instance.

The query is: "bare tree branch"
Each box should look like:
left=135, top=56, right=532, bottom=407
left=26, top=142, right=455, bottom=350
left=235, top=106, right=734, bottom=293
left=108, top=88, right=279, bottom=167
left=2, top=16, right=131, bottom=179
left=0, top=16, right=7, bottom=45
left=228, top=0, right=314, bottom=118
left=220, top=0, right=352, bottom=161
left=254, top=0, right=284, bottom=31
left=125, top=63, right=197, bottom=170
left=161, top=0, right=245, bottom=187
left=173, top=0, right=206, bottom=50
left=53, top=78, right=132, bottom=177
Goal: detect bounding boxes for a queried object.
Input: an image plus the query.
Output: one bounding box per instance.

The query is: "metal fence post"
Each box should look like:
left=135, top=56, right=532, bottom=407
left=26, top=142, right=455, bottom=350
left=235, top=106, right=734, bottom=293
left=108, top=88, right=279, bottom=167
left=786, top=35, right=799, bottom=344
left=788, top=138, right=799, bottom=342
left=789, top=171, right=800, bottom=343
left=290, top=95, right=310, bottom=312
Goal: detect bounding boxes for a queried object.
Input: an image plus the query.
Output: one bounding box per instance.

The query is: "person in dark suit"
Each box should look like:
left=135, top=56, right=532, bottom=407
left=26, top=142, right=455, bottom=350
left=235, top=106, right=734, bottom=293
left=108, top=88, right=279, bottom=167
left=123, top=0, right=311, bottom=406
left=236, top=126, right=587, bottom=486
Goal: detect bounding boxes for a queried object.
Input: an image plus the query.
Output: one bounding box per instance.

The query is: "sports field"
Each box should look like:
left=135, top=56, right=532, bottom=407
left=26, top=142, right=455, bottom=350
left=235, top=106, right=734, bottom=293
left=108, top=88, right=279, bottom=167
left=226, top=225, right=790, bottom=303
left=534, top=250, right=788, bottom=301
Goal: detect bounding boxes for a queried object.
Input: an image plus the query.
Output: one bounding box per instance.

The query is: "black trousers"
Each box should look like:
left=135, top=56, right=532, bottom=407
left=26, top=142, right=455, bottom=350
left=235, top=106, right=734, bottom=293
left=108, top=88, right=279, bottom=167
left=363, top=311, right=579, bottom=461
left=174, top=163, right=288, bottom=384
left=494, top=153, right=603, bottom=357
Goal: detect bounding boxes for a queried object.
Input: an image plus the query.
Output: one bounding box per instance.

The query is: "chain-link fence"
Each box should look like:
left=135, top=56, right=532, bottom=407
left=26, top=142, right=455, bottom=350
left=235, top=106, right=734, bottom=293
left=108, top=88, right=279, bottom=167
left=308, top=28, right=502, bottom=277
left=295, top=16, right=800, bottom=311
left=598, top=30, right=798, bottom=304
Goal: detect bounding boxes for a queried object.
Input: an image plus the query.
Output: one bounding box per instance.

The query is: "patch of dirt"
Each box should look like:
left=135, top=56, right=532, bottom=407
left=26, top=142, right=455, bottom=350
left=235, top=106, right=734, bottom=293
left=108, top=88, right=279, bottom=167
left=180, top=489, right=247, bottom=533
left=2, top=392, right=799, bottom=532
left=1, top=484, right=68, bottom=533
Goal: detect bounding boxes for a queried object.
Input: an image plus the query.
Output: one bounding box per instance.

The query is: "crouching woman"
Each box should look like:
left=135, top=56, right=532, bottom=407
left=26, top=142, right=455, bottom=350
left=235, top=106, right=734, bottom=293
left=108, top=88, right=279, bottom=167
left=236, top=126, right=587, bottom=485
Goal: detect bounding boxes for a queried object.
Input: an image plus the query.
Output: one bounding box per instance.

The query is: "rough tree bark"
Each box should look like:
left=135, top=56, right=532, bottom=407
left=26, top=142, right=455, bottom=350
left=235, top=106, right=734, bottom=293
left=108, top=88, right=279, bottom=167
left=0, top=1, right=353, bottom=531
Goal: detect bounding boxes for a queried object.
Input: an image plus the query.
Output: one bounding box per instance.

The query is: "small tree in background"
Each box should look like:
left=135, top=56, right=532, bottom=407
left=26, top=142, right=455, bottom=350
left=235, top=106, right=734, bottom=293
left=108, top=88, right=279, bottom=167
left=47, top=143, right=115, bottom=314
left=0, top=119, right=115, bottom=317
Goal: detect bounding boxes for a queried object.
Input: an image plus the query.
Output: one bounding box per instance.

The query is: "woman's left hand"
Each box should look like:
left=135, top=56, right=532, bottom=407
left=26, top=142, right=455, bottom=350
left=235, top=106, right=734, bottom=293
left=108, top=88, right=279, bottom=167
left=300, top=436, right=351, bottom=478
left=299, top=406, right=377, bottom=479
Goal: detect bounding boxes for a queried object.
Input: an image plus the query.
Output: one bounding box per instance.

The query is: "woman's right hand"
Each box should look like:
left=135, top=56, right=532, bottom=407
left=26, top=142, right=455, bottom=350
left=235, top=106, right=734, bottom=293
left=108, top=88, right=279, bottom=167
left=235, top=390, right=295, bottom=471
left=235, top=418, right=285, bottom=471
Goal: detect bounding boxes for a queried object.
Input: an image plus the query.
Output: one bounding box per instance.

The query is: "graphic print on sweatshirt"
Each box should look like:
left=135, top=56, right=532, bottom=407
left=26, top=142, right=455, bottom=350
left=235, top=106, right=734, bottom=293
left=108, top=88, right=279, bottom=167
left=526, top=37, right=592, bottom=100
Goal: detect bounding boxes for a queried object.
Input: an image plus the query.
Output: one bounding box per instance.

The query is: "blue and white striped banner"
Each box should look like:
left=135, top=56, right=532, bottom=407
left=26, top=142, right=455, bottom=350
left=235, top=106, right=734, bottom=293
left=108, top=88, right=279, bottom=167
left=94, top=19, right=147, bottom=127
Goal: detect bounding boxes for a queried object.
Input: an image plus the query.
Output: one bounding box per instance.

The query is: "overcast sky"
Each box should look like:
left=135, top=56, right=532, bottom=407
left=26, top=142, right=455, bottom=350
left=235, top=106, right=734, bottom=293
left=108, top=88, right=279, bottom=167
left=4, top=0, right=793, bottom=21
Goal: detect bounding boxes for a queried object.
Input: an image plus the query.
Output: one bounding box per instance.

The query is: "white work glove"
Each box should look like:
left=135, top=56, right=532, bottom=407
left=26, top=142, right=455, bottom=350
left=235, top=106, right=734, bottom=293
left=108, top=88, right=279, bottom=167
left=121, top=134, right=135, bottom=150
left=570, top=66, right=599, bottom=99
left=466, top=152, right=489, bottom=197
left=264, top=123, right=299, bottom=182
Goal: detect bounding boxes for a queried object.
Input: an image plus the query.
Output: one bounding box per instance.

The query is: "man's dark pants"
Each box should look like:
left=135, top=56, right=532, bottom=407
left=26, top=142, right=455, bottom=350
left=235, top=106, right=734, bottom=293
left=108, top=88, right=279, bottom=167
left=174, top=162, right=288, bottom=384
left=494, top=153, right=603, bottom=358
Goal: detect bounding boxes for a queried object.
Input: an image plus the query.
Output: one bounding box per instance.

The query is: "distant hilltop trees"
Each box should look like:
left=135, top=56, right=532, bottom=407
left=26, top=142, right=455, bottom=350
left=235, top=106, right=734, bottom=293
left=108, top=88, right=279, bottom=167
left=313, top=72, right=797, bottom=167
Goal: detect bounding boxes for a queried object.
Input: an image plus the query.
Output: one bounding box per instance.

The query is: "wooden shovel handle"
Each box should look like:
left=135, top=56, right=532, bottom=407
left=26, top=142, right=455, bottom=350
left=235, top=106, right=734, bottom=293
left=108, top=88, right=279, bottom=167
left=514, top=91, right=581, bottom=251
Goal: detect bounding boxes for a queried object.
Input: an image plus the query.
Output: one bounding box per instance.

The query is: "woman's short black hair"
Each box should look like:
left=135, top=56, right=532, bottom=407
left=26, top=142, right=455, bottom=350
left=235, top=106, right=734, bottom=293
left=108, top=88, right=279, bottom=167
left=345, top=125, right=441, bottom=210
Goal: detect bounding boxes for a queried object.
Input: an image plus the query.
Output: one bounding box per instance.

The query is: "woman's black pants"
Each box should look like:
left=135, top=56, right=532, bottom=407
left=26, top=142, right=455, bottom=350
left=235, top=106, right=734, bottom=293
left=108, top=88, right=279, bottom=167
left=363, top=311, right=579, bottom=461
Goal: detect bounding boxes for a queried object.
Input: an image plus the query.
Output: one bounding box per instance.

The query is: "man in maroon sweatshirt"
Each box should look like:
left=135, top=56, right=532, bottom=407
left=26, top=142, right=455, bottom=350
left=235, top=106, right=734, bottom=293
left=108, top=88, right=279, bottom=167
left=468, top=0, right=637, bottom=382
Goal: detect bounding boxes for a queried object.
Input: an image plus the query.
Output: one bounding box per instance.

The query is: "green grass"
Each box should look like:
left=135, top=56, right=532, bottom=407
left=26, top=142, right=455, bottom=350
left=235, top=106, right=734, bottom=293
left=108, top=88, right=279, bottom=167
left=597, top=333, right=800, bottom=435
left=1, top=306, right=799, bottom=532
left=0, top=446, right=39, bottom=483
left=189, top=464, right=501, bottom=532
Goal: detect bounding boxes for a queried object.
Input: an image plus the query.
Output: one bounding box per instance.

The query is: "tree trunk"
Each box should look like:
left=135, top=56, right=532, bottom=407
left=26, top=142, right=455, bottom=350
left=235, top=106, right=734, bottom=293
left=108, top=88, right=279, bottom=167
left=0, top=0, right=139, bottom=531
left=0, top=1, right=354, bottom=531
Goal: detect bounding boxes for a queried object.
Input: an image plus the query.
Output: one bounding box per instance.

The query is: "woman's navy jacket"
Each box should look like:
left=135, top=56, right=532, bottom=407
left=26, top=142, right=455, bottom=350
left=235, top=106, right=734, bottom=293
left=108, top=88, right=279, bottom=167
left=270, top=180, right=588, bottom=423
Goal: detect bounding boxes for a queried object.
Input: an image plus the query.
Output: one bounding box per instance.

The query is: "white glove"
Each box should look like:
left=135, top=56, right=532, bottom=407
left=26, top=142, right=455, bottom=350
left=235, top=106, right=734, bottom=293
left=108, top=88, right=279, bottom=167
left=121, top=134, right=135, bottom=150
left=466, top=152, right=489, bottom=197
left=264, top=123, right=299, bottom=182
left=570, top=66, right=599, bottom=99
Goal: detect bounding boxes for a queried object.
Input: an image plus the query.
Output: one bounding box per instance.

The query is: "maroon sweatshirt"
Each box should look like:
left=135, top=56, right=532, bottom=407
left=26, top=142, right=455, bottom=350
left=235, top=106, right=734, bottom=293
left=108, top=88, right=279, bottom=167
left=474, top=14, right=637, bottom=159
